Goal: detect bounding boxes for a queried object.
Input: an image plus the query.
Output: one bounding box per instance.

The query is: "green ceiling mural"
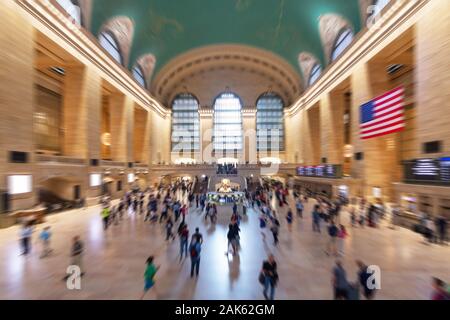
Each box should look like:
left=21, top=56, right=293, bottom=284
left=91, top=0, right=361, bottom=76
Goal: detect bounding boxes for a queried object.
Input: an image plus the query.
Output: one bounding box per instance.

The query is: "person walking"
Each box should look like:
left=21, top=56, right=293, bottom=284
left=195, top=194, right=199, bottom=208
left=189, top=237, right=202, bottom=278
left=286, top=210, right=293, bottom=232
left=326, top=221, right=339, bottom=256
left=312, top=205, right=321, bottom=233
left=337, top=225, right=348, bottom=256
left=332, top=260, right=349, bottom=300
left=39, top=226, right=53, bottom=258
left=140, top=256, right=160, bottom=300
left=70, top=236, right=84, bottom=276
left=270, top=218, right=280, bottom=246
left=165, top=217, right=175, bottom=241
left=19, top=223, right=33, bottom=256
left=436, top=215, right=447, bottom=245
left=181, top=204, right=188, bottom=223
left=191, top=227, right=203, bottom=244
left=296, top=199, right=304, bottom=218
left=101, top=206, right=111, bottom=230
left=179, top=224, right=189, bottom=260
left=356, top=260, right=376, bottom=300
left=430, top=277, right=450, bottom=300
left=260, top=254, right=278, bottom=300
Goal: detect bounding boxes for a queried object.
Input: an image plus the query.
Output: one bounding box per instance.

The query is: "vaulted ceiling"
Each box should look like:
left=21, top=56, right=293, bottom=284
left=90, top=0, right=362, bottom=77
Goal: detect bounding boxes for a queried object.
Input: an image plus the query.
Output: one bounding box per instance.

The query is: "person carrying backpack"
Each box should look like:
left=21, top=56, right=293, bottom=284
left=189, top=238, right=202, bottom=278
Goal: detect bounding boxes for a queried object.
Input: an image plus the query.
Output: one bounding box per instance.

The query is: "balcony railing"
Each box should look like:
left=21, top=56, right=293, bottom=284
left=36, top=154, right=86, bottom=165
left=99, top=160, right=127, bottom=168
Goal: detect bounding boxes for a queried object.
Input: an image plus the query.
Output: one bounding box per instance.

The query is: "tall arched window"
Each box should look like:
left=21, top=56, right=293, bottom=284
left=132, top=65, right=146, bottom=88
left=331, top=28, right=354, bottom=62
left=171, top=94, right=200, bottom=153
left=99, top=32, right=122, bottom=65
left=213, top=93, right=243, bottom=151
left=256, top=93, right=284, bottom=152
left=56, top=0, right=82, bottom=25
left=308, top=64, right=322, bottom=86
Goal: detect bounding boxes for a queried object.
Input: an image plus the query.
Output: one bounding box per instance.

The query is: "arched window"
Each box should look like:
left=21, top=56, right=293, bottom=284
left=213, top=93, right=243, bottom=151
left=331, top=28, right=354, bottom=62
left=99, top=32, right=122, bottom=65
left=308, top=64, right=322, bottom=86
left=171, top=94, right=200, bottom=153
left=132, top=65, right=146, bottom=88
left=368, top=0, right=391, bottom=22
left=56, top=0, right=82, bottom=25
left=256, top=93, right=284, bottom=152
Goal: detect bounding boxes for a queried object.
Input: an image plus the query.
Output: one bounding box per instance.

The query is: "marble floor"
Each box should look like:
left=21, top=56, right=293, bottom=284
left=0, top=191, right=448, bottom=300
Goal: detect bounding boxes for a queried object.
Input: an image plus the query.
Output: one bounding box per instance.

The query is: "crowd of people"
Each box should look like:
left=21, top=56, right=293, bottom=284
left=15, top=176, right=449, bottom=301
left=217, top=163, right=238, bottom=175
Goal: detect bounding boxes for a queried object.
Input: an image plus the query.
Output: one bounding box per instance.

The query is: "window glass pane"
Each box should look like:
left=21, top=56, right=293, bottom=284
left=171, top=94, right=200, bottom=152
left=308, top=64, right=322, bottom=86
left=213, top=93, right=243, bottom=151
left=57, top=0, right=81, bottom=25
left=132, top=66, right=146, bottom=87
left=331, top=29, right=354, bottom=61
left=371, top=0, right=390, bottom=19
left=256, top=93, right=284, bottom=151
left=99, top=32, right=122, bottom=64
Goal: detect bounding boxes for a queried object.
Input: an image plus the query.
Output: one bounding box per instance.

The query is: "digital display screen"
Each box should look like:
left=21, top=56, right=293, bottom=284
left=296, top=165, right=342, bottom=178
left=8, top=175, right=32, bottom=195
left=412, top=159, right=439, bottom=179
left=404, top=158, right=450, bottom=184
left=440, top=158, right=450, bottom=182
left=90, top=174, right=101, bottom=187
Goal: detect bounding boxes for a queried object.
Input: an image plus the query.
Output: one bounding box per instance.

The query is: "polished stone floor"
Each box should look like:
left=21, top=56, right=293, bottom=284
left=0, top=191, right=448, bottom=300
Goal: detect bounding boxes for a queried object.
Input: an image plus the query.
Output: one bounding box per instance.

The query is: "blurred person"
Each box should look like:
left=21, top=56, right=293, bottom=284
left=178, top=224, right=189, bottom=260
left=19, top=222, right=33, bottom=256
left=286, top=209, right=293, bottom=232
left=271, top=218, right=280, bottom=246
left=189, top=237, right=202, bottom=278
left=337, top=225, right=348, bottom=256
left=431, top=277, right=450, bottom=300
left=259, top=213, right=267, bottom=239
left=332, top=260, right=349, bottom=300
left=140, top=256, right=160, bottom=300
left=326, top=221, right=339, bottom=256
left=260, top=254, right=278, bottom=300
left=356, top=260, right=376, bottom=300
left=191, top=227, right=203, bottom=244
left=165, top=217, right=175, bottom=241
left=70, top=236, right=84, bottom=276
left=181, top=204, right=188, bottom=223
left=296, top=198, right=304, bottom=218
left=312, top=205, right=321, bottom=233
left=436, top=215, right=448, bottom=245
left=101, top=206, right=110, bottom=231
left=39, top=226, right=53, bottom=258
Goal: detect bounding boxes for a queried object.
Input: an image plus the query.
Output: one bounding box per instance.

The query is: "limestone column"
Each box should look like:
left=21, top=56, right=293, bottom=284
left=351, top=62, right=401, bottom=201
left=0, top=1, right=36, bottom=210
left=199, top=108, right=213, bottom=163
left=63, top=65, right=101, bottom=160
left=305, top=105, right=321, bottom=165
left=109, top=94, right=133, bottom=163
left=320, top=92, right=344, bottom=165
left=242, top=108, right=257, bottom=164
left=415, top=0, right=450, bottom=157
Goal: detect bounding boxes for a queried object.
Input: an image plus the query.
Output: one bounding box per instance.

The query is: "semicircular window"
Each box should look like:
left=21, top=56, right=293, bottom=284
left=308, top=64, right=322, bottom=86
left=256, top=93, right=284, bottom=152
left=213, top=93, right=243, bottom=152
left=99, top=32, right=122, bottom=65
left=331, top=28, right=354, bottom=62
left=132, top=65, right=146, bottom=88
left=56, top=0, right=82, bottom=25
left=171, top=94, right=200, bottom=153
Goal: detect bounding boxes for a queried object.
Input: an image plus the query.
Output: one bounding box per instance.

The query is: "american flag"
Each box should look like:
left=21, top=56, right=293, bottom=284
left=360, top=86, right=405, bottom=140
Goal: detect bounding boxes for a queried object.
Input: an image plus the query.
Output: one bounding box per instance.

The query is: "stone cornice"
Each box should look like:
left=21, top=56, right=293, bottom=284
left=286, top=0, right=431, bottom=117
left=16, top=0, right=170, bottom=118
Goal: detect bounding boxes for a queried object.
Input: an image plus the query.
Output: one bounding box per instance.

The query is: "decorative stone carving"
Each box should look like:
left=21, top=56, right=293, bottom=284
left=319, top=14, right=353, bottom=64
left=100, top=16, right=135, bottom=67
left=298, top=52, right=321, bottom=85
left=137, top=54, right=157, bottom=87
